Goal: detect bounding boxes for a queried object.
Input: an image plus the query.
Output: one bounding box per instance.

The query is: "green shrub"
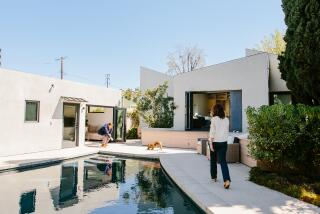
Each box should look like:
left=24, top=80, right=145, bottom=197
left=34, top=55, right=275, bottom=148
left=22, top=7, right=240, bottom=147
left=127, top=109, right=140, bottom=128
left=122, top=82, right=176, bottom=128
left=246, top=104, right=320, bottom=176
left=126, top=128, right=138, bottom=139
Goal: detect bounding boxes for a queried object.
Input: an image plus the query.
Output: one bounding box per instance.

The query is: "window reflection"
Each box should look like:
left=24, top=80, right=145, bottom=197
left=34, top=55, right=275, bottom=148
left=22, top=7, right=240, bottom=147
left=50, top=163, right=79, bottom=210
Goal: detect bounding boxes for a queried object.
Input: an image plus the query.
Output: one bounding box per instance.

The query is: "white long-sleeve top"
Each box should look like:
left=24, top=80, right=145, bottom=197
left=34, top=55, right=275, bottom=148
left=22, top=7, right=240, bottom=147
left=209, top=116, right=229, bottom=142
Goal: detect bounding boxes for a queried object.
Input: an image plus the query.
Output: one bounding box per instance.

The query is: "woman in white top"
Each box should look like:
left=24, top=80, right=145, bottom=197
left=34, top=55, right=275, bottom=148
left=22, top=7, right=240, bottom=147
left=208, top=104, right=231, bottom=189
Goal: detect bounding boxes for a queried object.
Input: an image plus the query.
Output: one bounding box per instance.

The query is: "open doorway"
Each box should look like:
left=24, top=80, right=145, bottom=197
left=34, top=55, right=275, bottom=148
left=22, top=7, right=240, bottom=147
left=85, top=106, right=126, bottom=142
left=185, top=91, right=242, bottom=132
left=62, top=103, right=80, bottom=148
left=113, top=107, right=126, bottom=142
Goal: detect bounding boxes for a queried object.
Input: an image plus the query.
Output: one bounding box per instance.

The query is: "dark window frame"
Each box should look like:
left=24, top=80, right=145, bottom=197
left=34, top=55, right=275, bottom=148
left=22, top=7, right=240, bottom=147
left=269, top=92, right=293, bottom=105
left=87, top=106, right=105, bottom=113
left=25, top=100, right=40, bottom=122
left=184, top=90, right=242, bottom=132
left=19, top=189, right=36, bottom=214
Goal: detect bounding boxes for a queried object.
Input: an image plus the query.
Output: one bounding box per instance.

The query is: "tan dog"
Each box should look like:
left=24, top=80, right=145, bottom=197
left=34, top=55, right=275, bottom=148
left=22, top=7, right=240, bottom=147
left=147, top=141, right=163, bottom=150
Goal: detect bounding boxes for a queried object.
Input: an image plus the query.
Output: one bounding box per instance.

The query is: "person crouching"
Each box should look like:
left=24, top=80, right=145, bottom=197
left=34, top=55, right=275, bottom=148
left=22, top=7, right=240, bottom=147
left=98, top=123, right=113, bottom=147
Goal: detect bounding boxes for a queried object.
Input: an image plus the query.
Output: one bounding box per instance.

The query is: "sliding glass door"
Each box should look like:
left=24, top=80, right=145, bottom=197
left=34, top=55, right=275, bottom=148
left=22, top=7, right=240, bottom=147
left=63, top=103, right=79, bottom=148
left=113, top=107, right=126, bottom=142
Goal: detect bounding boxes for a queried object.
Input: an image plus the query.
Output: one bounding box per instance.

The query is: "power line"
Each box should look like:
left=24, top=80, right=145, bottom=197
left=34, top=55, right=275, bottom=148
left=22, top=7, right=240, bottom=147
left=105, top=73, right=110, bottom=88
left=56, top=56, right=67, bottom=79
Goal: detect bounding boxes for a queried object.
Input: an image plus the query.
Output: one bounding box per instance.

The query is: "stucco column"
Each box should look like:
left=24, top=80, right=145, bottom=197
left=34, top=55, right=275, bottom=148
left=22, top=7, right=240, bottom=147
left=77, top=103, right=86, bottom=147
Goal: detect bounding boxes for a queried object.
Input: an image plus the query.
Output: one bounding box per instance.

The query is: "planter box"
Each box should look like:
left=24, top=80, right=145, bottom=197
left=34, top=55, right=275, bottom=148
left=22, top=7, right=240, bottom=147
left=141, top=128, right=208, bottom=149
left=240, top=139, right=257, bottom=167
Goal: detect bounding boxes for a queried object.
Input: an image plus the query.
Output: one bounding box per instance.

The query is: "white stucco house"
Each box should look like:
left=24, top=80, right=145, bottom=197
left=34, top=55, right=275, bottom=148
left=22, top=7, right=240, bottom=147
left=0, top=68, right=126, bottom=157
left=140, top=49, right=291, bottom=138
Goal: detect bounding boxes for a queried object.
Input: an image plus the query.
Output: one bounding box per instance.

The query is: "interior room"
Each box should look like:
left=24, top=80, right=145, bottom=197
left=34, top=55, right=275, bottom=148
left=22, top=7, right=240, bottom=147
left=85, top=106, right=114, bottom=141
left=190, top=92, right=230, bottom=130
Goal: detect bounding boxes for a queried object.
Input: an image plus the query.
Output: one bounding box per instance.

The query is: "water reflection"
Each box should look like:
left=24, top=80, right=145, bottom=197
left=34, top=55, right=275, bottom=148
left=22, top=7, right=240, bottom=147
left=83, top=158, right=126, bottom=192
left=0, top=155, right=203, bottom=214
left=49, top=157, right=126, bottom=211
left=124, top=162, right=200, bottom=214
left=50, top=163, right=79, bottom=210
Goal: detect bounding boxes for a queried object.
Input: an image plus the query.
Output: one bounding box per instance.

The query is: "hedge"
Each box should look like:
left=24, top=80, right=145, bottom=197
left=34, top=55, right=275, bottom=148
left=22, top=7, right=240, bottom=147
left=246, top=104, right=320, bottom=177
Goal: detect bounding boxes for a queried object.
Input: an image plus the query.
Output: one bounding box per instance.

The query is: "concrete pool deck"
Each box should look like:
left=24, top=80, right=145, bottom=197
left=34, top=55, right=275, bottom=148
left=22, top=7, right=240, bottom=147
left=0, top=142, right=319, bottom=214
left=160, top=153, right=320, bottom=214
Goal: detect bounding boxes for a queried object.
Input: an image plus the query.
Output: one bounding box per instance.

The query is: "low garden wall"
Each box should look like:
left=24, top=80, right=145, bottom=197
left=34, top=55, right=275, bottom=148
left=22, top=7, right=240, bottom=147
left=142, top=128, right=260, bottom=166
left=141, top=128, right=208, bottom=149
left=239, top=138, right=257, bottom=167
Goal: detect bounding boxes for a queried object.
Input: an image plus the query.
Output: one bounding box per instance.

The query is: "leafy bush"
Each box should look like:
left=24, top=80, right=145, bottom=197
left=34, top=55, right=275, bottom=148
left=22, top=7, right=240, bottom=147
left=127, top=109, right=140, bottom=128
left=246, top=104, right=320, bottom=176
left=126, top=128, right=138, bottom=139
left=123, top=82, right=176, bottom=128
left=137, top=82, right=176, bottom=128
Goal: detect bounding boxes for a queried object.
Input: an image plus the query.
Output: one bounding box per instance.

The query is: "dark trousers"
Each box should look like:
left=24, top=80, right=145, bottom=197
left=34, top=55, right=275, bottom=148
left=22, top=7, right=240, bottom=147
left=210, top=141, right=231, bottom=182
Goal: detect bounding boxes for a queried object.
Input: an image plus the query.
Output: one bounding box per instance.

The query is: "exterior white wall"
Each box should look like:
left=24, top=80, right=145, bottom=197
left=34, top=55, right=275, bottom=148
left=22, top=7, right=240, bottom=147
left=172, top=54, right=270, bottom=132
left=140, top=66, right=173, bottom=96
left=268, top=54, right=289, bottom=92
left=0, top=68, right=121, bottom=156
left=140, top=53, right=271, bottom=132
left=246, top=49, right=289, bottom=93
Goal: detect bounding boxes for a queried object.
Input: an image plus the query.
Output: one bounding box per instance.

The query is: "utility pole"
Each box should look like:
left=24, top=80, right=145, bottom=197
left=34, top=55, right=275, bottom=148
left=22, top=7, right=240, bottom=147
left=56, top=56, right=67, bottom=79
left=105, top=74, right=110, bottom=88
left=0, top=49, right=2, bottom=67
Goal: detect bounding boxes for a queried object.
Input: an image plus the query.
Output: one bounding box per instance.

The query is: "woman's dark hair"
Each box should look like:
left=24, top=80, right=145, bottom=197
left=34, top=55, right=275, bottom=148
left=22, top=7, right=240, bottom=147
left=212, top=104, right=225, bottom=119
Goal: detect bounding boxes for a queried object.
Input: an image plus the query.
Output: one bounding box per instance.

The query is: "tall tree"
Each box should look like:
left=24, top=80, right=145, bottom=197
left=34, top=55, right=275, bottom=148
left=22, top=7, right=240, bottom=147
left=279, top=0, right=320, bottom=105
left=256, top=30, right=286, bottom=55
left=166, top=46, right=206, bottom=75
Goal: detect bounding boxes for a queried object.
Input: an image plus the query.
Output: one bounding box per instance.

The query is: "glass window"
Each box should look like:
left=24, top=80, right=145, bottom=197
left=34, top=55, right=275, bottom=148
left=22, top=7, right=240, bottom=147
left=270, top=93, right=292, bottom=105
left=88, top=106, right=105, bottom=113
left=19, top=190, right=36, bottom=214
left=25, top=101, right=39, bottom=122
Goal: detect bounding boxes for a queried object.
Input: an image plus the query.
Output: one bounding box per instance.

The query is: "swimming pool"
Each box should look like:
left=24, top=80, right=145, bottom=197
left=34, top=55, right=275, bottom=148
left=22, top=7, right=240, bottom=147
left=0, top=155, right=204, bottom=214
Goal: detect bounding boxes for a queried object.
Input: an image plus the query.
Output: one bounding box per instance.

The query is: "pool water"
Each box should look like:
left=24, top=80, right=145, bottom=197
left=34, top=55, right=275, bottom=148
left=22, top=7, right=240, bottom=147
left=0, top=155, right=204, bottom=214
